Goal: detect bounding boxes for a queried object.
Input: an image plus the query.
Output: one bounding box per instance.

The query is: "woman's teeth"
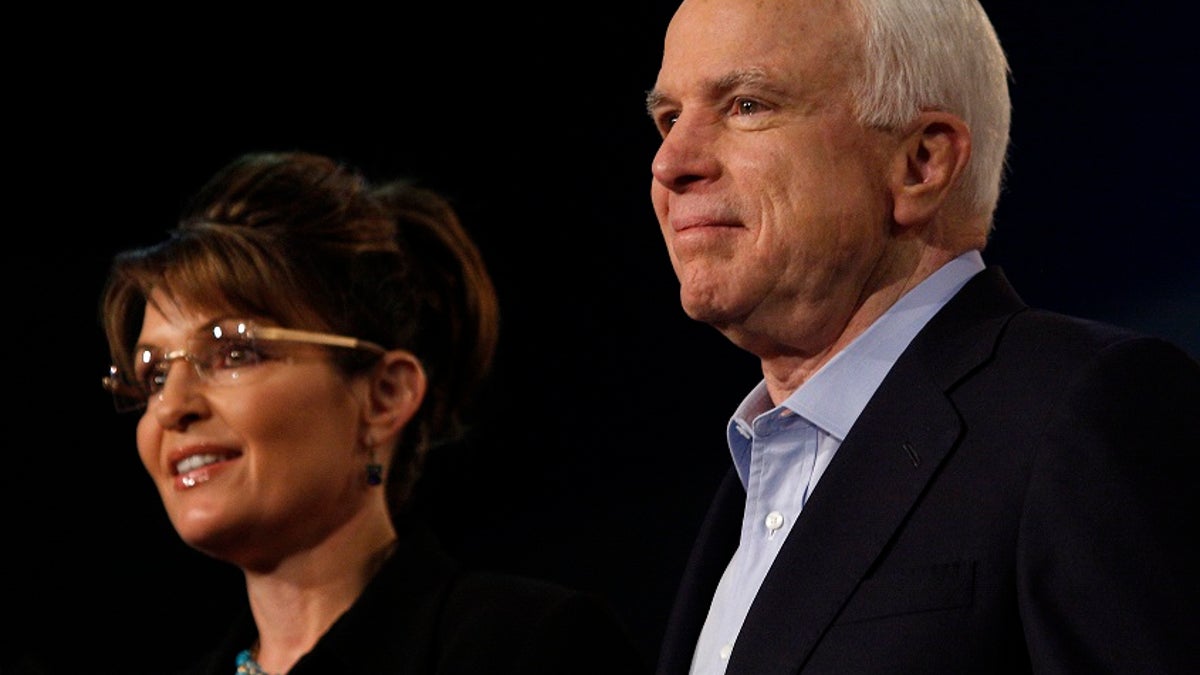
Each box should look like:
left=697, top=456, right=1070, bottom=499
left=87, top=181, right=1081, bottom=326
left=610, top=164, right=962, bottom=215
left=176, top=453, right=227, bottom=474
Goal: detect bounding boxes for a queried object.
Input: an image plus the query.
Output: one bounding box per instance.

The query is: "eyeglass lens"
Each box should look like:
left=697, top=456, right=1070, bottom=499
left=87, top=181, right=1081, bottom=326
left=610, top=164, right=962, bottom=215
left=109, top=320, right=271, bottom=410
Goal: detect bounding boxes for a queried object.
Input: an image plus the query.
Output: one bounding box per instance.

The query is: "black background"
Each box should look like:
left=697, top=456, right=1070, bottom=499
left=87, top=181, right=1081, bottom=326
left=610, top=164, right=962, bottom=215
left=5, top=2, right=1197, bottom=673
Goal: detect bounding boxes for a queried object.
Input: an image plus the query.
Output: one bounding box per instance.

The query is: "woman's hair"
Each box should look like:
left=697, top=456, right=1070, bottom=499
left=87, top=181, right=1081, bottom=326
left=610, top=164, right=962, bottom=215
left=100, top=151, right=500, bottom=513
left=851, top=0, right=1012, bottom=224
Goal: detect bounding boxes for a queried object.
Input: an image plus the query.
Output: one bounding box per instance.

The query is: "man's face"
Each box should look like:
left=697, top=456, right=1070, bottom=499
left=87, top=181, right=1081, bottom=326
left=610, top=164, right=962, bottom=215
left=647, top=0, right=898, bottom=357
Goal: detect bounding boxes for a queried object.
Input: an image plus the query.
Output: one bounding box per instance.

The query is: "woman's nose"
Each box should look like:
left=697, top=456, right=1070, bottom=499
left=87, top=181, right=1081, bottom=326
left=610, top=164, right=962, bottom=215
left=151, top=358, right=208, bottom=430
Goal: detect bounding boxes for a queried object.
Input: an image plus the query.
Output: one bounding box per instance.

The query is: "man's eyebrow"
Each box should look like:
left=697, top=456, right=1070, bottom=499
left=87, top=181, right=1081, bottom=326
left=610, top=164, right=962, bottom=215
left=714, top=68, right=770, bottom=92
left=645, top=88, right=668, bottom=117
left=645, top=68, right=773, bottom=116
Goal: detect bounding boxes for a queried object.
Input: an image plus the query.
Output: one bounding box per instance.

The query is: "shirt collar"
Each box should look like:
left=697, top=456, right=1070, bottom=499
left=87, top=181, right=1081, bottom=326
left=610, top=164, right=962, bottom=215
left=727, top=251, right=985, bottom=481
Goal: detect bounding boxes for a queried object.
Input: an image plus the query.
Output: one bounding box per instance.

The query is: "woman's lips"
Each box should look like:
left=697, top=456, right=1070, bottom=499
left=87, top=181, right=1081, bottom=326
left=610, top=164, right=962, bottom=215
left=168, top=447, right=242, bottom=490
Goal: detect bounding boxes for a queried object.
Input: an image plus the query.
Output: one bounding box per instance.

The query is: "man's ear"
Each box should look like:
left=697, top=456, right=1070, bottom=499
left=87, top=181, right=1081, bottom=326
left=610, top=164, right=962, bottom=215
left=891, top=111, right=971, bottom=228
left=362, top=350, right=427, bottom=443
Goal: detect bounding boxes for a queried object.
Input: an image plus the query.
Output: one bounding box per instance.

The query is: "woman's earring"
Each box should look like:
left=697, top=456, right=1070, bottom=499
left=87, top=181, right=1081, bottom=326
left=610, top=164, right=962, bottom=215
left=364, top=435, right=384, bottom=487
left=366, top=461, right=384, bottom=487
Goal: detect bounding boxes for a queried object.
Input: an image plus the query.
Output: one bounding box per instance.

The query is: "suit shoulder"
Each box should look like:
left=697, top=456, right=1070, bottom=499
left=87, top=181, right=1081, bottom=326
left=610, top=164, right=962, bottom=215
left=1002, top=307, right=1196, bottom=370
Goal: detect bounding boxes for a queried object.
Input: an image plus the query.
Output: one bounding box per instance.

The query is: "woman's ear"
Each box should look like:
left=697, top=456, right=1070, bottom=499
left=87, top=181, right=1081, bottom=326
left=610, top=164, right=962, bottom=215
left=362, top=350, right=427, bottom=444
left=890, top=110, right=972, bottom=228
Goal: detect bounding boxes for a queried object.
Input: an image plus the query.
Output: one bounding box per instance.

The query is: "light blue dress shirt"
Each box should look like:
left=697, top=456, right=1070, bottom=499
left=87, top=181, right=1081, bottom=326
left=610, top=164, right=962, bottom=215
left=689, top=251, right=986, bottom=675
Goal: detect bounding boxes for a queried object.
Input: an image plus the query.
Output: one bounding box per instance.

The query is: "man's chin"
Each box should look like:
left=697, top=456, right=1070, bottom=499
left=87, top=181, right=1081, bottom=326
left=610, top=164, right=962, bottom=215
left=680, top=295, right=737, bottom=329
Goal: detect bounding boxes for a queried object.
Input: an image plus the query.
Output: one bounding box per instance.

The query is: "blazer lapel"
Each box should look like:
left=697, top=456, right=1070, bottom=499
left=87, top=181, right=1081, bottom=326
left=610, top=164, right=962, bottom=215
left=658, top=471, right=745, bottom=674
left=726, top=267, right=1025, bottom=674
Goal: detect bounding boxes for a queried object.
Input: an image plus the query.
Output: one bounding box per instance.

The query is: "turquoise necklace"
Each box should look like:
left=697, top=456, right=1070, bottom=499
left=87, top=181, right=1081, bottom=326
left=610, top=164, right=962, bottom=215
left=235, top=648, right=278, bottom=675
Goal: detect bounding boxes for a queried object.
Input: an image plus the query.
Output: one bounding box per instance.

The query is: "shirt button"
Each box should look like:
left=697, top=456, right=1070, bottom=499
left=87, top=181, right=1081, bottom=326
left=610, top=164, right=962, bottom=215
left=765, top=511, right=785, bottom=532
left=719, top=643, right=733, bottom=661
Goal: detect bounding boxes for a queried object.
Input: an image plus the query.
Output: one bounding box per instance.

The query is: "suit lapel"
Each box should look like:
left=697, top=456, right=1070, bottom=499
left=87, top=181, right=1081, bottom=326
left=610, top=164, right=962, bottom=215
left=726, top=267, right=1025, bottom=674
left=658, top=471, right=745, bottom=674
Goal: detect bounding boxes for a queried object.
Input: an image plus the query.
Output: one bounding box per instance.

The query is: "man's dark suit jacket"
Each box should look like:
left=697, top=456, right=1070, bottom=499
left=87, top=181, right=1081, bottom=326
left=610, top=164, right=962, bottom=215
left=658, top=266, right=1199, bottom=674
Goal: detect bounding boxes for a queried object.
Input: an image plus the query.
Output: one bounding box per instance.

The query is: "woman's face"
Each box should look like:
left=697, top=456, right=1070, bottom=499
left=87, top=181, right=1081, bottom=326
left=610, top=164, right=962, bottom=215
left=131, top=291, right=374, bottom=567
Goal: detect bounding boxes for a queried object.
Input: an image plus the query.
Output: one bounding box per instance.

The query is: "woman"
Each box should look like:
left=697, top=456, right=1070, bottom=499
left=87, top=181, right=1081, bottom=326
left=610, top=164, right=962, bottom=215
left=99, top=151, right=646, bottom=674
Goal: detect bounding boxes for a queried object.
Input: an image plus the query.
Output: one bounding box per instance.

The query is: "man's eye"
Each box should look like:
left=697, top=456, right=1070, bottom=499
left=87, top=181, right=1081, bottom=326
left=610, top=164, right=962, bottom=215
left=732, top=98, right=764, bottom=116
left=654, top=111, right=679, bottom=134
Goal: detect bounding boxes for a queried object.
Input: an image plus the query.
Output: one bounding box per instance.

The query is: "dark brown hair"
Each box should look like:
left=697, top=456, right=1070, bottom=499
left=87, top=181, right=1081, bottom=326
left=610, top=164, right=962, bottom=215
left=100, top=151, right=500, bottom=512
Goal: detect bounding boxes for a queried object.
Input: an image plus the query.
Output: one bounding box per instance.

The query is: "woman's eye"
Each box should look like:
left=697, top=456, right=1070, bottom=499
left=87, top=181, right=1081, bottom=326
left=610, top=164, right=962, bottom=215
left=212, top=339, right=266, bottom=370
left=136, top=362, right=168, bottom=394
left=131, top=349, right=163, bottom=394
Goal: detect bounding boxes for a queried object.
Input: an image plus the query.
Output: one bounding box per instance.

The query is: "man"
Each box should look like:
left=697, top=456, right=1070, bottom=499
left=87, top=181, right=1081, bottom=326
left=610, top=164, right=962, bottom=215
left=644, top=0, right=1199, bottom=673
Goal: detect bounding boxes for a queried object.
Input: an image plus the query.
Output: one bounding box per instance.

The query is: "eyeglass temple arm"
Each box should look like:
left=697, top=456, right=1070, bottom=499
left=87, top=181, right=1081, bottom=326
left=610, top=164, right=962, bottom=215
left=252, top=326, right=387, bottom=353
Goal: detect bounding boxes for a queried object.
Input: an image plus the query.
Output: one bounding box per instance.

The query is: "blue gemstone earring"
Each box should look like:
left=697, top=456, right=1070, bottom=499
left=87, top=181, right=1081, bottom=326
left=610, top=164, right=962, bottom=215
left=367, top=461, right=384, bottom=486
left=364, top=434, right=384, bottom=487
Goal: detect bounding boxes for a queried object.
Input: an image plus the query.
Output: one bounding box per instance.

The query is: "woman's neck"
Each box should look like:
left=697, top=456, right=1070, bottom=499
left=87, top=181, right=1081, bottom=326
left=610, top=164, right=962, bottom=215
left=241, top=508, right=397, bottom=673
